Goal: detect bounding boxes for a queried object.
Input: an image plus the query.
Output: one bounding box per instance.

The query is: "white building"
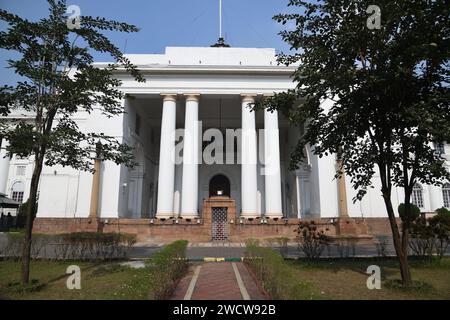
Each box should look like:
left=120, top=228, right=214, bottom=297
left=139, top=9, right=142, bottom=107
left=1, top=46, right=449, bottom=223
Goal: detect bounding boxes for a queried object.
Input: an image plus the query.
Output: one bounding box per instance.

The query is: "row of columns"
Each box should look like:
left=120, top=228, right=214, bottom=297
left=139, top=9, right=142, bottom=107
left=155, top=94, right=283, bottom=219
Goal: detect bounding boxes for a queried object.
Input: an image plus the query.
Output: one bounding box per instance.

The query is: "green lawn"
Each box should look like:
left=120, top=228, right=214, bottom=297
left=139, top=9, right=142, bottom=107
left=0, top=260, right=153, bottom=300
left=287, top=257, right=450, bottom=300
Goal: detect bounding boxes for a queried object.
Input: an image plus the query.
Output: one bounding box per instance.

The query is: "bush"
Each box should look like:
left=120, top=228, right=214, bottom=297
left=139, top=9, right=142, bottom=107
left=398, top=203, right=421, bottom=223
left=146, top=240, right=188, bottom=300
left=429, top=208, right=450, bottom=258
left=409, top=217, right=435, bottom=257
left=295, top=221, right=331, bottom=259
left=244, top=240, right=318, bottom=300
left=409, top=207, right=450, bottom=259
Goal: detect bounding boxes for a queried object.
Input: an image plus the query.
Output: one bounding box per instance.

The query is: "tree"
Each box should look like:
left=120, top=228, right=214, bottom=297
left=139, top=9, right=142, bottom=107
left=258, top=0, right=450, bottom=285
left=0, top=0, right=144, bottom=284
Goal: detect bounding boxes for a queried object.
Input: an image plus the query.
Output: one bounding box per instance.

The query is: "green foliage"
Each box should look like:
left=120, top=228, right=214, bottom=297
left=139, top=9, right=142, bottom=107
left=16, top=199, right=38, bottom=229
left=244, top=240, right=320, bottom=300
left=398, top=203, right=421, bottom=222
left=255, top=0, right=450, bottom=286
left=384, top=279, right=433, bottom=293
left=410, top=211, right=450, bottom=258
left=0, top=0, right=144, bottom=171
left=435, top=207, right=450, bottom=217
left=256, top=0, right=450, bottom=203
left=409, top=217, right=435, bottom=257
left=266, top=237, right=290, bottom=258
left=0, top=0, right=145, bottom=284
left=146, top=240, right=188, bottom=300
left=429, top=209, right=450, bottom=258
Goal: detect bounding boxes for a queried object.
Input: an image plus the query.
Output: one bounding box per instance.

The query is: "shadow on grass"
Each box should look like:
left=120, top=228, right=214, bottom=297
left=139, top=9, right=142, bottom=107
left=5, top=261, right=106, bottom=294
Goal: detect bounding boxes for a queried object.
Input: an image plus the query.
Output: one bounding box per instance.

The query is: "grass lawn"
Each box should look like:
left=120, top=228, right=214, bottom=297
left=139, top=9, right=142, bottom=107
left=0, top=260, right=153, bottom=300
left=287, top=257, right=450, bottom=300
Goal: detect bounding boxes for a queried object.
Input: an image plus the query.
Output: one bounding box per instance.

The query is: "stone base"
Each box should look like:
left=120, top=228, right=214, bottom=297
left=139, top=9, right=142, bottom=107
left=33, top=216, right=397, bottom=244
left=336, top=217, right=369, bottom=236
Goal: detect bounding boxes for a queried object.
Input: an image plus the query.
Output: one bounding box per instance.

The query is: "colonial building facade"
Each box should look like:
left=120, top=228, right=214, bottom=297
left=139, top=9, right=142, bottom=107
left=1, top=46, right=449, bottom=241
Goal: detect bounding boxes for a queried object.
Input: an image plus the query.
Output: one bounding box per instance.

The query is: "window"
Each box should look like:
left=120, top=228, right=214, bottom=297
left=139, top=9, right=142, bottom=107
left=435, top=142, right=445, bottom=155
left=412, top=184, right=424, bottom=208
left=11, top=181, right=25, bottom=203
left=16, top=165, right=26, bottom=176
left=443, top=183, right=450, bottom=208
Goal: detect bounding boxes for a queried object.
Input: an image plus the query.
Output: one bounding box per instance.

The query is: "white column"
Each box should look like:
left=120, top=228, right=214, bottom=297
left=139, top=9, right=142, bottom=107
left=429, top=185, right=443, bottom=211
left=181, top=94, right=200, bottom=218
left=156, top=94, right=177, bottom=218
left=0, top=139, right=10, bottom=194
left=241, top=94, right=258, bottom=218
left=264, top=109, right=283, bottom=218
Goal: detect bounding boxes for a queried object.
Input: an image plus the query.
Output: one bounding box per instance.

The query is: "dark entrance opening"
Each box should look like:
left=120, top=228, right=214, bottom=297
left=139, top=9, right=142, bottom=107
left=209, top=174, right=230, bottom=197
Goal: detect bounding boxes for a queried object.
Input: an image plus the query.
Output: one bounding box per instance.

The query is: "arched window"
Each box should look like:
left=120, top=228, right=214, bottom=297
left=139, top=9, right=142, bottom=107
left=443, top=183, right=450, bottom=208
left=412, top=184, right=424, bottom=208
left=11, top=181, right=25, bottom=203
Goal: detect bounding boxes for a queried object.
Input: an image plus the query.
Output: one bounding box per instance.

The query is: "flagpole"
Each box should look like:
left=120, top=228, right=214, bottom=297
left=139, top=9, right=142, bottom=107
left=219, top=0, right=222, bottom=39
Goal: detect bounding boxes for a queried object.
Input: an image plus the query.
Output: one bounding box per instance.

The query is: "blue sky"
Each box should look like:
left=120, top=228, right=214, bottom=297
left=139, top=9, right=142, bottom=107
left=0, top=0, right=294, bottom=85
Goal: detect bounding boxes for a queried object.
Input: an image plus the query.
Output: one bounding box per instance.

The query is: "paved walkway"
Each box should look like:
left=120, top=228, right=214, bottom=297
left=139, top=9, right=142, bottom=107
left=171, top=262, right=267, bottom=300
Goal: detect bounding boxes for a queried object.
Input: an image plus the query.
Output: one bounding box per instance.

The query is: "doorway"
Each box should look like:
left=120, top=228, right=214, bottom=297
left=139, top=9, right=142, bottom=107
left=209, top=174, right=230, bottom=197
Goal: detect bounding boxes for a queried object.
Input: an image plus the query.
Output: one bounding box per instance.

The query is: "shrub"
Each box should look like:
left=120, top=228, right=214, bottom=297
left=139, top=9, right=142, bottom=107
left=435, top=207, right=450, bottom=217
left=244, top=240, right=318, bottom=300
left=429, top=208, right=450, bottom=258
left=398, top=203, right=421, bottom=223
left=409, top=217, right=435, bottom=257
left=295, top=221, right=331, bottom=259
left=146, top=240, right=188, bottom=300
left=409, top=208, right=450, bottom=259
left=2, top=232, right=52, bottom=260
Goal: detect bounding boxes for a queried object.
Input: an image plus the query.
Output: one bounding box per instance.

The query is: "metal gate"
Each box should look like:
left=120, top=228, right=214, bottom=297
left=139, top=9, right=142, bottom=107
left=211, top=207, right=228, bottom=241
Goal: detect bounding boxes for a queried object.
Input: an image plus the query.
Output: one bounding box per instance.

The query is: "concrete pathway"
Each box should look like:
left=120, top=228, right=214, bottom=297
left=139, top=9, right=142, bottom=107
left=171, top=262, right=267, bottom=300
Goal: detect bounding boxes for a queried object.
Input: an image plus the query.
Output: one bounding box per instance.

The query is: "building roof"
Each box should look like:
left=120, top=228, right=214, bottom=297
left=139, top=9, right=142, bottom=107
left=0, top=193, right=20, bottom=209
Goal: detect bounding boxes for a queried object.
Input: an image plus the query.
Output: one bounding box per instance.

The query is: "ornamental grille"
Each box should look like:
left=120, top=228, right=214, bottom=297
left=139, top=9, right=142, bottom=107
left=212, top=207, right=228, bottom=241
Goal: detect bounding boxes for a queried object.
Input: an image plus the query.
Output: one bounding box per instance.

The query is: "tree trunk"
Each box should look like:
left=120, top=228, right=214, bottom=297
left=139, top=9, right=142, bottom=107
left=21, top=153, right=44, bottom=285
left=382, top=193, right=412, bottom=286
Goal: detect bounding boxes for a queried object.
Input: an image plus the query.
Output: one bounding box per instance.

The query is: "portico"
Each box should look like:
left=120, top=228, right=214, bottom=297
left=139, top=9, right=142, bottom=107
left=151, top=92, right=285, bottom=221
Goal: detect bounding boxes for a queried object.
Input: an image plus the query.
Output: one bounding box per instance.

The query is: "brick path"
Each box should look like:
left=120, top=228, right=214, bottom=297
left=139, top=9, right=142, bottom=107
left=171, top=262, right=267, bottom=300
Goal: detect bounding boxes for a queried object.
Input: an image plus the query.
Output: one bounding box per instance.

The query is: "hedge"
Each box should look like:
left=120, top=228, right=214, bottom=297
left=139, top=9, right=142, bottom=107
left=244, top=240, right=319, bottom=300
left=0, top=232, right=137, bottom=261
left=146, top=240, right=189, bottom=299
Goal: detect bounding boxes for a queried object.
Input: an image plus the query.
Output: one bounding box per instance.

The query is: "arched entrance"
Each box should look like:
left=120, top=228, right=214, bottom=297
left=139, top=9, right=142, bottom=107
left=209, top=174, right=230, bottom=197
left=206, top=174, right=234, bottom=241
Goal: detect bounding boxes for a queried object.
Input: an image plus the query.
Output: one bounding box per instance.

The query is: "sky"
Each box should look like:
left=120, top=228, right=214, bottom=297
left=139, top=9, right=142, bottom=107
left=0, top=0, right=294, bottom=85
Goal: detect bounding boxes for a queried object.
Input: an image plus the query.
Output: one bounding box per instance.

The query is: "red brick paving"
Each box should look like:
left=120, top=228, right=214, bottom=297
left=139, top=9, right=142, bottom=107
left=170, top=262, right=267, bottom=300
